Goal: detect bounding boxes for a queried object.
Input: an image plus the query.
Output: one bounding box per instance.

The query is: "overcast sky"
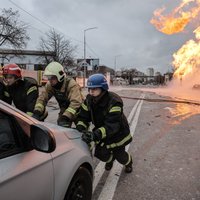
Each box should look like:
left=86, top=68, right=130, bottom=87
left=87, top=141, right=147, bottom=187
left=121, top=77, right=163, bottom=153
left=1, top=0, right=198, bottom=74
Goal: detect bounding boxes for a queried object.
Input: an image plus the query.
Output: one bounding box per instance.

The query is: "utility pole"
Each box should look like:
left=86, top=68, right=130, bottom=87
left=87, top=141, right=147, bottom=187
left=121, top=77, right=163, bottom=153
left=83, top=27, right=98, bottom=87
left=114, top=54, right=122, bottom=76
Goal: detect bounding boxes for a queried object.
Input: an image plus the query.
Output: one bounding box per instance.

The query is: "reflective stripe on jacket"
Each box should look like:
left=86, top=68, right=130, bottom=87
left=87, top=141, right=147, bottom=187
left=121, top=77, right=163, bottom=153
left=1, top=79, right=38, bottom=114
left=77, top=91, right=132, bottom=148
left=34, top=77, right=84, bottom=120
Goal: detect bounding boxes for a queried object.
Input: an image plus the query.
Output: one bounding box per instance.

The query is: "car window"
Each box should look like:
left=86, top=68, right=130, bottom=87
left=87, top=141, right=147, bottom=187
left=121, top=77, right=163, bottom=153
left=0, top=111, right=30, bottom=158
left=0, top=112, right=17, bottom=149
left=15, top=116, right=31, bottom=136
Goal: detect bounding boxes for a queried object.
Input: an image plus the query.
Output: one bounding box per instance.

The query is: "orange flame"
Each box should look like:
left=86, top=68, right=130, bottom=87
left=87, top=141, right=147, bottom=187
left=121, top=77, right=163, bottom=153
left=151, top=0, right=200, bottom=35
left=151, top=0, right=200, bottom=79
left=173, top=27, right=200, bottom=79
left=167, top=103, right=200, bottom=124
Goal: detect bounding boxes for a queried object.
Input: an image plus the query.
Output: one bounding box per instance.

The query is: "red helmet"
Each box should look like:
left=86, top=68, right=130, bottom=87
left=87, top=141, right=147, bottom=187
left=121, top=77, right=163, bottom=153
left=3, top=63, right=22, bottom=78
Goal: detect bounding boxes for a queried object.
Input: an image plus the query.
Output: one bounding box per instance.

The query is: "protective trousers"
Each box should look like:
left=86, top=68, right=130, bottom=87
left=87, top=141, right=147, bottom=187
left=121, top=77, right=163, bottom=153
left=95, top=144, right=131, bottom=165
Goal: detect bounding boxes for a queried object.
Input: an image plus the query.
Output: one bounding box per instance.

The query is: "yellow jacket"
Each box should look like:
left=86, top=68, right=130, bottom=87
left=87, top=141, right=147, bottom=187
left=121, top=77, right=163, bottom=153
left=34, top=77, right=84, bottom=120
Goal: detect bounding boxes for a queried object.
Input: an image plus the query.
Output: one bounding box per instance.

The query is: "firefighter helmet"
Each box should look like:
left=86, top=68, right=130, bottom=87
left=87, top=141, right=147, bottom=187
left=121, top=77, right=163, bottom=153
left=3, top=63, right=22, bottom=78
left=44, top=62, right=65, bottom=82
left=87, top=74, right=109, bottom=91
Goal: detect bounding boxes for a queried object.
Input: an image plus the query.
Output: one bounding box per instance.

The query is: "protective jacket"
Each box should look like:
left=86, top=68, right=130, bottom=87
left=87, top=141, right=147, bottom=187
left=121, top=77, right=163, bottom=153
left=0, top=78, right=38, bottom=116
left=0, top=77, right=4, bottom=100
left=0, top=79, right=5, bottom=100
left=77, top=91, right=132, bottom=149
left=34, top=77, right=84, bottom=120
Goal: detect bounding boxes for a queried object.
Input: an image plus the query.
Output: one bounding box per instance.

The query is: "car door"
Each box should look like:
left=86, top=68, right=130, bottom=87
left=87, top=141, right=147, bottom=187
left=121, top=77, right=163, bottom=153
left=0, top=110, right=54, bottom=200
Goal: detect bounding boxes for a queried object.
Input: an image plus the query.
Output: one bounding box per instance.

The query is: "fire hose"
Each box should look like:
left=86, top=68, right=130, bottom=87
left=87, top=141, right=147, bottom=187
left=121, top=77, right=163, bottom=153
left=120, top=96, right=200, bottom=106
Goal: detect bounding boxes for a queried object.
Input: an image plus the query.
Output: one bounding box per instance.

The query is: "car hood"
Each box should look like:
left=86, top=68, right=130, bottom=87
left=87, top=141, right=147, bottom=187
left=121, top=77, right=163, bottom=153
left=42, top=122, right=82, bottom=139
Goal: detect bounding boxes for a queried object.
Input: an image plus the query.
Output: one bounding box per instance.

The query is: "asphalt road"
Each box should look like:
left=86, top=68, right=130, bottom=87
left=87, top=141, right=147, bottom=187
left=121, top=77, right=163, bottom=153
left=45, top=87, right=200, bottom=200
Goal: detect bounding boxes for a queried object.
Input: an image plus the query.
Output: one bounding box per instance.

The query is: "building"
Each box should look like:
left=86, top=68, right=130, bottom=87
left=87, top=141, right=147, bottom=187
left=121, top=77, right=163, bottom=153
left=146, top=67, right=154, bottom=76
left=0, top=49, right=55, bottom=70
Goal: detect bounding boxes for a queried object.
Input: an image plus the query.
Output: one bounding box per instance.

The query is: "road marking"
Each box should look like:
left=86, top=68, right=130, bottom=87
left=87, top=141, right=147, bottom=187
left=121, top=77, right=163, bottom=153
left=93, top=94, right=144, bottom=192
left=97, top=94, right=145, bottom=200
left=93, top=161, right=106, bottom=191
left=127, top=97, right=141, bottom=123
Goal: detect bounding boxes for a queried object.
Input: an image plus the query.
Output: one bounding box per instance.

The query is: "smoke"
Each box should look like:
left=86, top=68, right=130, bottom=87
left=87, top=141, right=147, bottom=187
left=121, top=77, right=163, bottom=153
left=154, top=72, right=200, bottom=102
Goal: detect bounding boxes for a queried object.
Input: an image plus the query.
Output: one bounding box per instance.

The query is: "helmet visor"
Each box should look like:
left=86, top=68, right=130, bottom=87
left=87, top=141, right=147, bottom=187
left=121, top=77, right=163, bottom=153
left=3, top=74, right=16, bottom=79
left=45, top=75, right=57, bottom=81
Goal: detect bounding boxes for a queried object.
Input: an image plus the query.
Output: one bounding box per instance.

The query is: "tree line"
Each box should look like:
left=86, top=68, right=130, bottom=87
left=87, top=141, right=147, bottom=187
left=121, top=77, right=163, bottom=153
left=0, top=8, right=76, bottom=69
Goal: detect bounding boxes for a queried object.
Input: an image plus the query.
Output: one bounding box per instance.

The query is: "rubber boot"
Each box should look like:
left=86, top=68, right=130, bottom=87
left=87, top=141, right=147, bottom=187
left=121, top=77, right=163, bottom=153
left=105, top=161, right=113, bottom=171
left=125, top=157, right=132, bottom=173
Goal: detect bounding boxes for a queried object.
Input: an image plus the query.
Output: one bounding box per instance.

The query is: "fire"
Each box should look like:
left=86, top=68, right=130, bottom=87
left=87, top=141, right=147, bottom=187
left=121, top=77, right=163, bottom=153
left=151, top=0, right=200, bottom=35
left=194, top=26, right=200, bottom=39
left=167, top=103, right=200, bottom=124
left=151, top=0, right=200, bottom=79
left=173, top=27, right=200, bottom=79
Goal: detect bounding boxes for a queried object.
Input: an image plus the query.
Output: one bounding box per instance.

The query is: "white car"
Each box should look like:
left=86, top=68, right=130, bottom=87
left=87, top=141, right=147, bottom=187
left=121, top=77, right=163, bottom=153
left=0, top=100, right=93, bottom=200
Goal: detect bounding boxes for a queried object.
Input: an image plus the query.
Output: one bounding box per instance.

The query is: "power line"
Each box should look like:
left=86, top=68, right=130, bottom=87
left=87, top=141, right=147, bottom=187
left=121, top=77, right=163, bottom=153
left=8, top=0, right=83, bottom=44
left=29, top=25, right=45, bottom=35
left=9, top=0, right=52, bottom=29
left=86, top=43, right=100, bottom=58
left=8, top=0, right=102, bottom=60
left=75, top=44, right=100, bottom=60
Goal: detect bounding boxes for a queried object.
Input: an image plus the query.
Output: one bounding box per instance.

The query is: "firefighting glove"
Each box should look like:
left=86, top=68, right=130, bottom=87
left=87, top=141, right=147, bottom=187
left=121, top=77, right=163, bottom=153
left=81, top=132, right=95, bottom=151
left=82, top=129, right=101, bottom=144
left=92, top=129, right=102, bottom=142
left=82, top=131, right=94, bottom=144
left=57, top=115, right=71, bottom=128
left=76, top=124, right=86, bottom=132
left=32, top=110, right=42, bottom=121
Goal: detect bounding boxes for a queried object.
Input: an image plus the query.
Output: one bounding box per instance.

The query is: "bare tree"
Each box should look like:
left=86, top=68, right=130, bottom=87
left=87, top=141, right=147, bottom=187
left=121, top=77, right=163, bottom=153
left=39, top=29, right=77, bottom=70
left=0, top=8, right=30, bottom=49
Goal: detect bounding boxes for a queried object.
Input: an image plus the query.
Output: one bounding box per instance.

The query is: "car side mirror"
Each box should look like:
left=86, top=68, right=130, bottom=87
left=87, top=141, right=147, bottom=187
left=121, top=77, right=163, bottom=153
left=30, top=124, right=56, bottom=153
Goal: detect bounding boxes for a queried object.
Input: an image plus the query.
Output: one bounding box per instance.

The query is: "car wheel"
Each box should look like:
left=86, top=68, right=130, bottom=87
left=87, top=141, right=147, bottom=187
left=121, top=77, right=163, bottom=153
left=64, top=167, right=92, bottom=200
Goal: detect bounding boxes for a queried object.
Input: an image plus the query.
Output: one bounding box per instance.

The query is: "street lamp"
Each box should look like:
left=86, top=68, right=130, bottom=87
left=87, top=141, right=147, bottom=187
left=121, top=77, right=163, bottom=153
left=114, top=54, right=122, bottom=76
left=83, top=27, right=98, bottom=87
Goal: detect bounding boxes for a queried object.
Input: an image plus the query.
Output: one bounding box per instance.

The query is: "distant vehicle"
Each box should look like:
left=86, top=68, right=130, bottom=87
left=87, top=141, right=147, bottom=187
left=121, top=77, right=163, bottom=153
left=192, top=84, right=200, bottom=89
left=0, top=100, right=93, bottom=200
left=142, top=82, right=147, bottom=85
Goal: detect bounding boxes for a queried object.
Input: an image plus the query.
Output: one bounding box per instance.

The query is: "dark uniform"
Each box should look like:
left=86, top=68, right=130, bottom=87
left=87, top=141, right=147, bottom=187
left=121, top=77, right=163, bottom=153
left=0, top=78, right=38, bottom=116
left=0, top=79, right=5, bottom=100
left=77, top=91, right=132, bottom=167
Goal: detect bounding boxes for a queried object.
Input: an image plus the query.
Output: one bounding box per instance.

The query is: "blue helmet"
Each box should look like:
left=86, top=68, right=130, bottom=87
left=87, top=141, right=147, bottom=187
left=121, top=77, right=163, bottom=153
left=87, top=74, right=109, bottom=91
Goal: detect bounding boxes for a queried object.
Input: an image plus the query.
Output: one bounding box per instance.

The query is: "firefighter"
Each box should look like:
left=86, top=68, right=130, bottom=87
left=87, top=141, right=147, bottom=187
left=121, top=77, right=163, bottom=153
left=33, top=61, right=84, bottom=128
left=76, top=73, right=133, bottom=173
left=1, top=63, right=41, bottom=117
left=0, top=79, right=5, bottom=100
left=0, top=63, right=5, bottom=100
